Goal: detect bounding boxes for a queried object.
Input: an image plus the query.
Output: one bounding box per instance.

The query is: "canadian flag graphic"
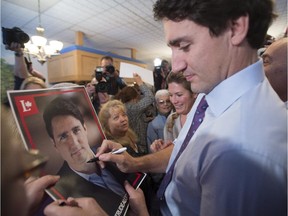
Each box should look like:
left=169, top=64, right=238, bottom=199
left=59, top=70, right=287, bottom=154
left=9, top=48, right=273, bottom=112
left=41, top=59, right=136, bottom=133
left=15, top=95, right=39, bottom=117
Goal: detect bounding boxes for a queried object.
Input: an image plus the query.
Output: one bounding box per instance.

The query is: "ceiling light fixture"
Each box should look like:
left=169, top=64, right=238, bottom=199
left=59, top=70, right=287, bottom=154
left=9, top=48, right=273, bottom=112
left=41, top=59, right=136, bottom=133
left=154, top=58, right=162, bottom=67
left=24, top=0, right=63, bottom=65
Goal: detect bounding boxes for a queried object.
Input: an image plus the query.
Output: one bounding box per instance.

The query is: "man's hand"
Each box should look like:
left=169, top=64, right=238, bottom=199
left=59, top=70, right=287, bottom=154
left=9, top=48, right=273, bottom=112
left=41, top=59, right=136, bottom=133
left=25, top=175, right=60, bottom=214
left=124, top=181, right=149, bottom=216
left=86, top=83, right=96, bottom=96
left=97, top=139, right=172, bottom=173
left=150, top=139, right=173, bottom=153
left=44, top=197, right=108, bottom=216
left=133, top=73, right=144, bottom=86
left=95, top=140, right=139, bottom=173
left=5, top=42, right=23, bottom=53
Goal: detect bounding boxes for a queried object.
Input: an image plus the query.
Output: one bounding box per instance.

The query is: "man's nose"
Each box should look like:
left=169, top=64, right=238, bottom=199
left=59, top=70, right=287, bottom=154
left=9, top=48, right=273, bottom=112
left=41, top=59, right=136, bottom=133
left=68, top=133, right=79, bottom=147
left=171, top=51, right=187, bottom=73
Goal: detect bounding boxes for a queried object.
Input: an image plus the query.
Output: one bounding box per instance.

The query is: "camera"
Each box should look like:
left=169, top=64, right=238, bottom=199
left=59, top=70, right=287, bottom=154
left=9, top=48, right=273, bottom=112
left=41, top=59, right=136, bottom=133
left=105, top=65, right=115, bottom=74
left=95, top=65, right=115, bottom=81
left=95, top=82, right=110, bottom=93
left=2, top=27, right=30, bottom=48
left=154, top=65, right=162, bottom=75
left=94, top=66, right=110, bottom=93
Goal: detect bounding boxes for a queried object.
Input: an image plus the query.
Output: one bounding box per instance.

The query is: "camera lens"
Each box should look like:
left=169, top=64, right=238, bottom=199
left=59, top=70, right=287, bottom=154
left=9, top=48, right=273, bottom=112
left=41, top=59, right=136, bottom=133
left=105, top=65, right=115, bottom=74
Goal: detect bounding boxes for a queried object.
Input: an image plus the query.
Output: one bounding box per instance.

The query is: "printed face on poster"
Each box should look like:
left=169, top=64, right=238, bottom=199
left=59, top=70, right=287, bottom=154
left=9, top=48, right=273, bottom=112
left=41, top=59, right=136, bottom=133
left=8, top=86, right=105, bottom=174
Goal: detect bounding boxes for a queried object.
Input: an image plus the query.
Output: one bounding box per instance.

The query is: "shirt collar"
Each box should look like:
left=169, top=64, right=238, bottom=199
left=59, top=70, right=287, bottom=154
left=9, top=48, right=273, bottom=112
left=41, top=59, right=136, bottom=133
left=206, top=59, right=265, bottom=117
left=73, top=169, right=92, bottom=181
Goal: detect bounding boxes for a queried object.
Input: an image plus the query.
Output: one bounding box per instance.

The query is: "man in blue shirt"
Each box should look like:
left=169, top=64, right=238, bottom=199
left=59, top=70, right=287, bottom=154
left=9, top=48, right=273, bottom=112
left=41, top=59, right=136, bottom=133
left=45, top=0, right=287, bottom=215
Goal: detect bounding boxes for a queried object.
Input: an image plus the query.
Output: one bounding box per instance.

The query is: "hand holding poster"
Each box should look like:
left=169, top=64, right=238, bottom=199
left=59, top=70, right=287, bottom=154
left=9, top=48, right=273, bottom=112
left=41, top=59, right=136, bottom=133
left=7, top=86, right=146, bottom=216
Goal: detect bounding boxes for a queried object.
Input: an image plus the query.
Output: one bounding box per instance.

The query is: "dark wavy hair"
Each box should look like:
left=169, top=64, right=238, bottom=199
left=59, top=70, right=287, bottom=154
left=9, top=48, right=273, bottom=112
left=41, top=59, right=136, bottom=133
left=114, top=86, right=139, bottom=103
left=166, top=71, right=192, bottom=93
left=43, top=97, right=84, bottom=139
left=153, top=0, right=277, bottom=49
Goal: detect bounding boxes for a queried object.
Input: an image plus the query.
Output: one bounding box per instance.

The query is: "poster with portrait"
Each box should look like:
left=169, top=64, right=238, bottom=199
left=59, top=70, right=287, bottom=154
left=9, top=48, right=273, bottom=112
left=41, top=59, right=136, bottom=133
left=7, top=86, right=146, bottom=216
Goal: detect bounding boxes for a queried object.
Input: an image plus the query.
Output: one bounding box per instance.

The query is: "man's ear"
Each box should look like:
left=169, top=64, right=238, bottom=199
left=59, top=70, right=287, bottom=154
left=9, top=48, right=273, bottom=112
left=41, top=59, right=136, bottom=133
left=230, top=15, right=249, bottom=46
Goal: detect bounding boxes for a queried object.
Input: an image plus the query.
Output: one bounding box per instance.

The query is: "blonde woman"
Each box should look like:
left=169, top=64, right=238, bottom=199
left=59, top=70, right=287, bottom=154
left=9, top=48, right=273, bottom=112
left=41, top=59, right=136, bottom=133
left=98, top=99, right=143, bottom=157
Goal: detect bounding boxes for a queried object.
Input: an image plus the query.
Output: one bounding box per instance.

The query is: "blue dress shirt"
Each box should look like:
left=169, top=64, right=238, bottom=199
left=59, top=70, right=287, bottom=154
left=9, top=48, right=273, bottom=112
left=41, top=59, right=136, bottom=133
left=161, top=60, right=287, bottom=216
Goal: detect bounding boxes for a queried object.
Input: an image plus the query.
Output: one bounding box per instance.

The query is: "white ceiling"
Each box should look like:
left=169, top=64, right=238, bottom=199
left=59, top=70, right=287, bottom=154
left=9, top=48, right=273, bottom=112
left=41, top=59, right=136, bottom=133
left=1, top=0, right=287, bottom=68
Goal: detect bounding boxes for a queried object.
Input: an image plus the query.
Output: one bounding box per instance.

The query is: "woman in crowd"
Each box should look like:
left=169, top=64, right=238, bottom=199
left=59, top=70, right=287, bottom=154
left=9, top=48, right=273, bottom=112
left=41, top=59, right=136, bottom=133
left=98, top=99, right=159, bottom=215
left=151, top=71, right=197, bottom=152
left=114, top=73, right=154, bottom=154
left=98, top=99, right=142, bottom=157
left=164, top=71, right=197, bottom=141
left=147, top=89, right=173, bottom=150
left=146, top=89, right=173, bottom=194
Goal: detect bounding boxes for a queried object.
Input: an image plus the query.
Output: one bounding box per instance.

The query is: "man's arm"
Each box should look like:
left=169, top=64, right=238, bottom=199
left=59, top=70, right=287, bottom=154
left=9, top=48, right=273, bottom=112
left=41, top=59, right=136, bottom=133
left=96, top=140, right=172, bottom=173
left=6, top=42, right=29, bottom=79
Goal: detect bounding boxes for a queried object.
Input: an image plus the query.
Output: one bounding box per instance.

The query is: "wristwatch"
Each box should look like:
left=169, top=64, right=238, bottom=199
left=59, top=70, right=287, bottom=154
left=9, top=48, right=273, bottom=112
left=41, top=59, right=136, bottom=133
left=15, top=52, right=23, bottom=57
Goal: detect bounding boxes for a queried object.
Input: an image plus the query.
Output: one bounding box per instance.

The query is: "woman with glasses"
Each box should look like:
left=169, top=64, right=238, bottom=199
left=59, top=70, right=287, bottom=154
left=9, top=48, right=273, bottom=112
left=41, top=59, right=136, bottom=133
left=147, top=89, right=173, bottom=150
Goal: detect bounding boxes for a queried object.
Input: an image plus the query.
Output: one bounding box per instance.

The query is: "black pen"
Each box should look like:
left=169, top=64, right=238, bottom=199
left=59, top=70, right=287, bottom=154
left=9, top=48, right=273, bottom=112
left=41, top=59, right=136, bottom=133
left=86, top=147, right=127, bottom=163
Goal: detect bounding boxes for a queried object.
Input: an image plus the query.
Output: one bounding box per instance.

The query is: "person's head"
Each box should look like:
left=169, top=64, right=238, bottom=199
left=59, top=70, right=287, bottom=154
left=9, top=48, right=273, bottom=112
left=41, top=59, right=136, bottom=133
left=20, top=76, right=47, bottom=90
left=43, top=97, right=93, bottom=171
left=2, top=105, right=47, bottom=216
left=2, top=106, right=28, bottom=216
left=161, top=59, right=171, bottom=75
left=155, top=89, right=173, bottom=115
left=101, top=56, right=114, bottom=67
left=153, top=0, right=276, bottom=94
left=114, top=86, right=140, bottom=103
left=100, top=56, right=117, bottom=79
left=167, top=72, right=196, bottom=115
left=99, top=100, right=129, bottom=137
left=262, top=37, right=288, bottom=102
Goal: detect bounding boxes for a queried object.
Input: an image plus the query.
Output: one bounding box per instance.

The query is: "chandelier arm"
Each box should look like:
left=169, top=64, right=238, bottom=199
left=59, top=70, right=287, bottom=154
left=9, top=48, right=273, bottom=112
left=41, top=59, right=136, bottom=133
left=37, top=0, right=42, bottom=28
left=24, top=0, right=63, bottom=65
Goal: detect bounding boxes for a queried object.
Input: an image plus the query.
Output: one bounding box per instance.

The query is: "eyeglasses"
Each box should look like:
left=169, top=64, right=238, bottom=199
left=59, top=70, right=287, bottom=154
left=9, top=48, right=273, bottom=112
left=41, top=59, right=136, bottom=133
left=158, top=99, right=171, bottom=105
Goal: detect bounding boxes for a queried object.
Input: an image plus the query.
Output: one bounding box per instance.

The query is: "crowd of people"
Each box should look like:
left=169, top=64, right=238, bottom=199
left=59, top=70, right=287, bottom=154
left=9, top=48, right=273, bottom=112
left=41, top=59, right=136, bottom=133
left=2, top=0, right=287, bottom=215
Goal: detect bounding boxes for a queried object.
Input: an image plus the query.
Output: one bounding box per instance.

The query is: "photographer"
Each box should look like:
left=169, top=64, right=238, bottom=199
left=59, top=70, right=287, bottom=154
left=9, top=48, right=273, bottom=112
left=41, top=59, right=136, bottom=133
left=86, top=56, right=127, bottom=113
left=153, top=59, right=171, bottom=92
left=6, top=42, right=46, bottom=90
left=100, top=56, right=126, bottom=96
left=86, top=77, right=109, bottom=114
left=3, top=27, right=46, bottom=90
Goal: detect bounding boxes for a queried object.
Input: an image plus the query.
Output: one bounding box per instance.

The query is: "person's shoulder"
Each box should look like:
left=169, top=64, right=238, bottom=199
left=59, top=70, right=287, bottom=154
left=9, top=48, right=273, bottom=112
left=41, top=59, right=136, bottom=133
left=150, top=114, right=162, bottom=126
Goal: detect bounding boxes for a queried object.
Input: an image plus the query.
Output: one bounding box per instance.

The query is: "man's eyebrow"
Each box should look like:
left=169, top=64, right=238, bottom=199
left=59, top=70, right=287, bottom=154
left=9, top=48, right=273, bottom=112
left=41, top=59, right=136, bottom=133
left=168, top=37, right=189, bottom=47
left=57, top=131, right=67, bottom=139
left=72, top=125, right=81, bottom=130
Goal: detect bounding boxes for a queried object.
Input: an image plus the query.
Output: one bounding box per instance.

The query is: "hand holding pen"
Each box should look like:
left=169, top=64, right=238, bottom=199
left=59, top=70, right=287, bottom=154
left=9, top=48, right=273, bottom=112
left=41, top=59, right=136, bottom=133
left=94, top=140, right=138, bottom=173
left=87, top=147, right=127, bottom=163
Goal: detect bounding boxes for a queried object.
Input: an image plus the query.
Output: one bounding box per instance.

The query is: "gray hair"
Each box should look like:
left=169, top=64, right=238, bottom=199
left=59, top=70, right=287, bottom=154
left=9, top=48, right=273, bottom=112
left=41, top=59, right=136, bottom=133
left=155, top=89, right=169, bottom=101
